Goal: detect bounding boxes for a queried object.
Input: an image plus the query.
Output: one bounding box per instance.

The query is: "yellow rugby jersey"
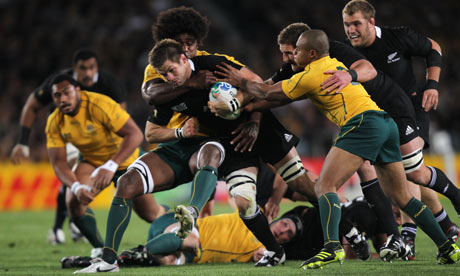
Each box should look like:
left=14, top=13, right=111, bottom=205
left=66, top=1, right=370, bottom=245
left=194, top=212, right=263, bottom=264
left=45, top=91, right=139, bottom=169
left=281, top=56, right=382, bottom=127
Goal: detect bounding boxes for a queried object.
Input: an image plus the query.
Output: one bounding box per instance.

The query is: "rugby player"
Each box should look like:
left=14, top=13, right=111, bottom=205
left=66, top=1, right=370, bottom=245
left=342, top=0, right=460, bottom=258
left=216, top=29, right=460, bottom=269
left=45, top=74, right=143, bottom=258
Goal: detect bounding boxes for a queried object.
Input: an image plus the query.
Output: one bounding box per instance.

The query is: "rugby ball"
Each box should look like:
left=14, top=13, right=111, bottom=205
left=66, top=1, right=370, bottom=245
left=209, top=82, right=241, bottom=120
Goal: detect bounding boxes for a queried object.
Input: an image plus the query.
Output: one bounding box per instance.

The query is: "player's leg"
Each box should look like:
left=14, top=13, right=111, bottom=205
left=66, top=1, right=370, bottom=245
left=401, top=136, right=460, bottom=216
left=399, top=181, right=420, bottom=260
left=48, top=184, right=67, bottom=245
left=132, top=194, right=165, bottom=223
left=375, top=161, right=459, bottom=264
left=174, top=141, right=224, bottom=238
left=66, top=162, right=104, bottom=256
left=226, top=166, right=285, bottom=267
left=301, top=146, right=363, bottom=269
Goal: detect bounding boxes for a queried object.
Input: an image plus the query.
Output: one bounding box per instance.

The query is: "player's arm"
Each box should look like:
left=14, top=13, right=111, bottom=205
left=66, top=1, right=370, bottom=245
left=321, top=59, right=377, bottom=93
left=422, top=38, right=442, bottom=111
left=145, top=117, right=200, bottom=143
left=141, top=70, right=217, bottom=106
left=265, top=165, right=289, bottom=222
left=10, top=93, right=44, bottom=164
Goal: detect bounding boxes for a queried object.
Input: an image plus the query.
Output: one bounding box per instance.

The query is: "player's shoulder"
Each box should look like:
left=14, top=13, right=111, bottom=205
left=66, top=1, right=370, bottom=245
left=85, top=91, right=117, bottom=107
left=46, top=108, right=62, bottom=129
left=97, top=69, right=119, bottom=83
left=380, top=25, right=416, bottom=39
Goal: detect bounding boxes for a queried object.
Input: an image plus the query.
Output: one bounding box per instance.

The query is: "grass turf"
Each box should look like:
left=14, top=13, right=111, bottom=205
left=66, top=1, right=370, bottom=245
left=0, top=201, right=459, bottom=275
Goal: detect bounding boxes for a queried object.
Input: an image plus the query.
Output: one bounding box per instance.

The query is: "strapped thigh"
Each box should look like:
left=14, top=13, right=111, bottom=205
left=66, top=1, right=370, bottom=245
left=127, top=158, right=154, bottom=194
left=196, top=141, right=225, bottom=170
left=402, top=148, right=424, bottom=173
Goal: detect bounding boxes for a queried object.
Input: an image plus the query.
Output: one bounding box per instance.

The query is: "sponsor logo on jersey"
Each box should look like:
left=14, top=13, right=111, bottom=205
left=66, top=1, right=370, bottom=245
left=284, top=133, right=293, bottom=142
left=405, top=125, right=414, bottom=136
left=387, top=52, right=400, bottom=64
left=172, top=102, right=188, bottom=112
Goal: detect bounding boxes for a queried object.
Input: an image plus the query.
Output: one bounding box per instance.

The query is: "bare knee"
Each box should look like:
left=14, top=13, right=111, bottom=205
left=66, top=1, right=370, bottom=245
left=406, top=166, right=431, bottom=186
left=115, top=170, right=144, bottom=199
left=234, top=195, right=250, bottom=215
left=66, top=192, right=87, bottom=218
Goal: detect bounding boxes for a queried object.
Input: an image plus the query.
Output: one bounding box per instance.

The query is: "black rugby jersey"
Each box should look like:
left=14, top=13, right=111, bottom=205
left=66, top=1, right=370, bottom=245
left=33, top=68, right=127, bottom=106
left=346, top=26, right=432, bottom=95
left=149, top=55, right=247, bottom=138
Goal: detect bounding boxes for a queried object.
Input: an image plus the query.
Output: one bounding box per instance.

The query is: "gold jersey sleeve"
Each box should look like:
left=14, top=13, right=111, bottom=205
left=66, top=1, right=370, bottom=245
left=281, top=56, right=382, bottom=127
left=45, top=91, right=138, bottom=169
left=194, top=212, right=263, bottom=264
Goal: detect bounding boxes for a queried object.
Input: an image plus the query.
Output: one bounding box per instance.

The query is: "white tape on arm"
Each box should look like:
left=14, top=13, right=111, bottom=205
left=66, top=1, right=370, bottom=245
left=90, top=160, right=119, bottom=178
left=70, top=181, right=92, bottom=195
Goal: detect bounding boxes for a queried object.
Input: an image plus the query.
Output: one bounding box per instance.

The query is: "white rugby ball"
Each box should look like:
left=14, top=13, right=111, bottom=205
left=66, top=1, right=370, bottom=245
left=209, top=82, right=241, bottom=120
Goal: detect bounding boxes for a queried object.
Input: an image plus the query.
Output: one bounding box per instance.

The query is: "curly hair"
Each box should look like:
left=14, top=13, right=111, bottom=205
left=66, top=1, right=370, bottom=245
left=153, top=6, right=210, bottom=45
left=277, top=23, right=311, bottom=47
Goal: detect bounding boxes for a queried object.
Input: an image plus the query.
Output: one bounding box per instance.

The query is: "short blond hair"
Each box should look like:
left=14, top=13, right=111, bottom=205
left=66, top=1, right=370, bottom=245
left=342, top=0, right=375, bottom=20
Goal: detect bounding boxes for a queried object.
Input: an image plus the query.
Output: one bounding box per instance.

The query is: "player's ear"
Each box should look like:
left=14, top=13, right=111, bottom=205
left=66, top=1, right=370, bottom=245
left=369, top=17, right=375, bottom=26
left=180, top=53, right=188, bottom=63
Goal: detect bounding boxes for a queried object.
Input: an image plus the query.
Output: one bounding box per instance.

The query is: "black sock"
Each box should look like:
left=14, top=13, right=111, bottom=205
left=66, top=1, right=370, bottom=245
left=360, top=179, right=400, bottom=236
left=241, top=209, right=283, bottom=254
left=428, top=167, right=460, bottom=213
left=434, top=208, right=453, bottom=234
left=53, top=185, right=67, bottom=231
left=401, top=223, right=417, bottom=241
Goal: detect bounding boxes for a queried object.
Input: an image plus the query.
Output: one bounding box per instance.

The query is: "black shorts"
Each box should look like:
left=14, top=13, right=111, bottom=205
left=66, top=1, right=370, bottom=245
left=392, top=115, right=420, bottom=146
left=412, top=91, right=430, bottom=149
left=218, top=137, right=260, bottom=177
left=254, top=111, right=299, bottom=165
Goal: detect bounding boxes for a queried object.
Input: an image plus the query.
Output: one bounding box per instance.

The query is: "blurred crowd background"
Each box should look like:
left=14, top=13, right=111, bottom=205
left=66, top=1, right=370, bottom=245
left=1, top=0, right=460, bottom=161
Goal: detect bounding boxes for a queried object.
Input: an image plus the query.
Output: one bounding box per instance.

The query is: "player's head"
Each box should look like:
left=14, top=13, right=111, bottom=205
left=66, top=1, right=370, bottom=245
left=294, top=30, right=329, bottom=67
left=153, top=6, right=210, bottom=59
left=149, top=39, right=191, bottom=86
left=270, top=214, right=303, bottom=244
left=277, top=23, right=311, bottom=66
left=72, top=48, right=99, bottom=88
left=50, top=74, right=81, bottom=116
left=342, top=0, right=376, bottom=47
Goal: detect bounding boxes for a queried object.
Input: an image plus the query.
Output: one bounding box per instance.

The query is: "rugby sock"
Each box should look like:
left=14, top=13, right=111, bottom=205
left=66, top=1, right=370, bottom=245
left=53, top=184, right=67, bottom=231
left=73, top=207, right=104, bottom=248
left=434, top=208, right=453, bottom=234
left=146, top=233, right=183, bottom=255
left=401, top=223, right=417, bottom=241
left=402, top=197, right=450, bottom=251
left=427, top=166, right=460, bottom=213
left=102, top=197, right=133, bottom=264
left=188, top=166, right=218, bottom=215
left=241, top=209, right=283, bottom=254
left=360, top=179, right=400, bottom=236
left=318, top=193, right=341, bottom=249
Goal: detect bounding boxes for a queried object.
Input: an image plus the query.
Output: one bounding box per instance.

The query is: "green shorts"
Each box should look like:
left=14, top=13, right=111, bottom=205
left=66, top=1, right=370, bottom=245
left=154, top=137, right=208, bottom=186
left=334, top=111, right=401, bottom=164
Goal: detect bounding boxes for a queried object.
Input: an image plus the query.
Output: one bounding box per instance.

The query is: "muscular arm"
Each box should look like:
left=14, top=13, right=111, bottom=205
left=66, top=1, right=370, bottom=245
left=112, top=118, right=144, bottom=165
left=321, top=59, right=377, bottom=92
left=145, top=121, right=176, bottom=143
left=20, top=93, right=44, bottom=129
left=48, top=147, right=78, bottom=188
left=426, top=38, right=441, bottom=82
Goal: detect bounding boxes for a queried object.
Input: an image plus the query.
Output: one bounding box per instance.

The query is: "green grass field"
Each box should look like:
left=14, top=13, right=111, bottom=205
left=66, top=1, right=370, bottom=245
left=1, top=200, right=459, bottom=276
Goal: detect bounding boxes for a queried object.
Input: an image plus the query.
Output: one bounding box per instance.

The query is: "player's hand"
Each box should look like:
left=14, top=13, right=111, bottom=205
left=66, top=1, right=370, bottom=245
left=10, top=144, right=30, bottom=164
left=187, top=70, right=217, bottom=90
left=230, top=120, right=260, bottom=152
left=422, top=89, right=438, bottom=111
left=215, top=63, right=243, bottom=87
left=91, top=169, right=115, bottom=190
left=253, top=248, right=266, bottom=262
left=182, top=117, right=200, bottom=138
left=76, top=186, right=95, bottom=205
left=208, top=99, right=232, bottom=117
left=321, top=70, right=352, bottom=93
left=264, top=201, right=280, bottom=223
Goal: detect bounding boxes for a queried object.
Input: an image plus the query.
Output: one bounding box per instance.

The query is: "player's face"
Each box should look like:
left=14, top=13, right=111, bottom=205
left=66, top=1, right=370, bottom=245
left=279, top=44, right=296, bottom=64
left=343, top=11, right=375, bottom=48
left=294, top=36, right=313, bottom=68
left=157, top=54, right=191, bottom=86
left=51, top=80, right=81, bottom=116
left=74, top=57, right=98, bottom=87
left=270, top=218, right=296, bottom=244
left=175, top=33, right=198, bottom=58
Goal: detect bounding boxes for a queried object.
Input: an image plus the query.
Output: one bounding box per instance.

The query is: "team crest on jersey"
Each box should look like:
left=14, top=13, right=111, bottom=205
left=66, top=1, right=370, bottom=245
left=387, top=52, right=400, bottom=63
left=62, top=133, right=72, bottom=140
left=172, top=102, right=188, bottom=112
left=87, top=124, right=96, bottom=135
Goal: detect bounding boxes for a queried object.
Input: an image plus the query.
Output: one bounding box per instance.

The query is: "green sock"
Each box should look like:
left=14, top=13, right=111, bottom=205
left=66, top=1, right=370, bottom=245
left=102, top=197, right=132, bottom=264
left=318, top=192, right=341, bottom=249
left=146, top=233, right=183, bottom=255
left=189, top=166, right=218, bottom=213
left=402, top=197, right=450, bottom=251
left=73, top=207, right=103, bottom=248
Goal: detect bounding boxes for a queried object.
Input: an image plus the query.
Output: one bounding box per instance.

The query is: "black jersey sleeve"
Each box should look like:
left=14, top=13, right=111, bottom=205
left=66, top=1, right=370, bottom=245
left=194, top=55, right=243, bottom=72
left=329, top=40, right=367, bottom=68
left=270, top=63, right=295, bottom=83
left=97, top=70, right=128, bottom=103
left=147, top=105, right=173, bottom=126
left=391, top=26, right=432, bottom=57
left=33, top=74, right=54, bottom=106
